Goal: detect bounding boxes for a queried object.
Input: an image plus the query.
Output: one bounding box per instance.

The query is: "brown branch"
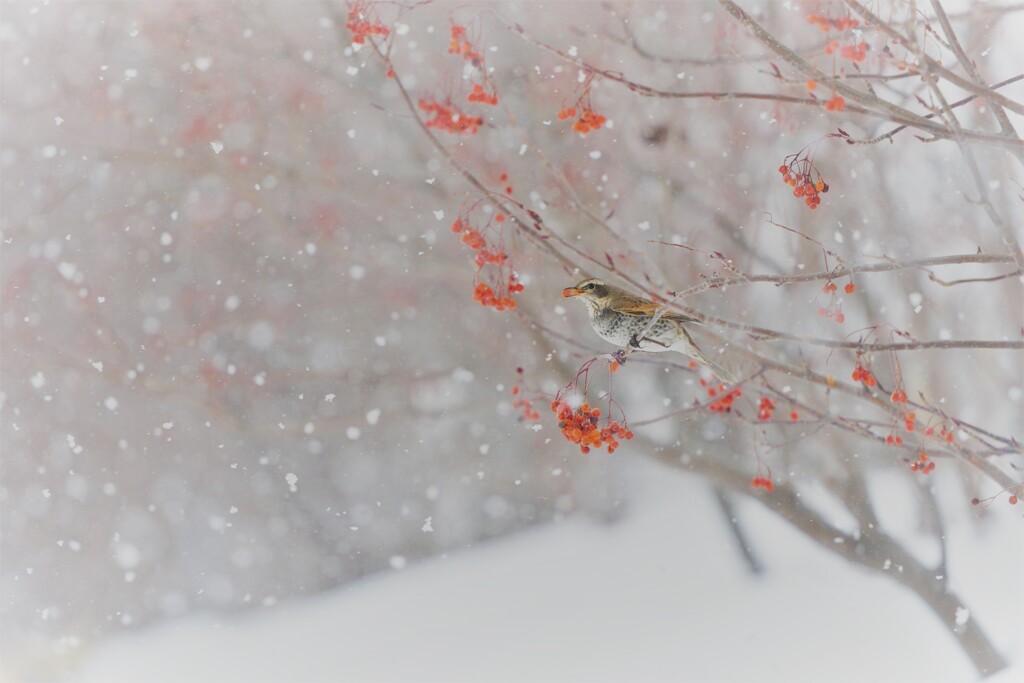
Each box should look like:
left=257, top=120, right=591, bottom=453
left=841, top=73, right=1024, bottom=146
left=845, top=0, right=1024, bottom=116
left=929, top=0, right=1022, bottom=156
left=660, top=252, right=1019, bottom=297
left=702, top=315, right=1023, bottom=352
left=897, top=7, right=1024, bottom=272
left=502, top=15, right=1023, bottom=150
left=717, top=1, right=945, bottom=129
left=643, top=448, right=1008, bottom=676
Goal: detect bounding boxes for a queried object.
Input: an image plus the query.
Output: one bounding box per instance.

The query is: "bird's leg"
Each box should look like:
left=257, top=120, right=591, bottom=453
left=621, top=334, right=669, bottom=364
left=630, top=334, right=669, bottom=350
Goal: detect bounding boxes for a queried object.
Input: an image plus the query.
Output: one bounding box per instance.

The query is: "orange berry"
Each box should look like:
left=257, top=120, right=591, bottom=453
left=824, top=95, right=846, bottom=112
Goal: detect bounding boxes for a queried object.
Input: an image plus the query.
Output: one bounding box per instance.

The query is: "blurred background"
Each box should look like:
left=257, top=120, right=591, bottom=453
left=2, top=1, right=1022, bottom=681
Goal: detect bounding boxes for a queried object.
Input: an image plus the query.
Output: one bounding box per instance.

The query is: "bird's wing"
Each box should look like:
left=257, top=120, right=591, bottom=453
left=610, top=296, right=702, bottom=325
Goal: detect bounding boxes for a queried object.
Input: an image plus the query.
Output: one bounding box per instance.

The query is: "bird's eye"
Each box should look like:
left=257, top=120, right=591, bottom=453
left=582, top=283, right=593, bottom=290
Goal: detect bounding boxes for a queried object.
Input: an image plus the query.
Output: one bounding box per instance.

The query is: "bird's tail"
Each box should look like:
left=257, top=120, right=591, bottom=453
left=695, top=351, right=737, bottom=385
left=679, top=328, right=737, bottom=384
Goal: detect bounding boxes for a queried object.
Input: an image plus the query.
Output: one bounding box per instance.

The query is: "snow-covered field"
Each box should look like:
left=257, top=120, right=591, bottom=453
left=71, top=461, right=1023, bottom=683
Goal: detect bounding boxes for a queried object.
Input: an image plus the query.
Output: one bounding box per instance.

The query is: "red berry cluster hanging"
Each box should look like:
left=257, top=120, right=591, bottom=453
left=418, top=99, right=483, bottom=136
left=557, top=72, right=607, bottom=135
left=550, top=400, right=634, bottom=454
left=909, top=452, right=936, bottom=475
left=703, top=379, right=742, bottom=413
left=451, top=210, right=523, bottom=312
left=851, top=359, right=877, bottom=387
left=818, top=280, right=853, bottom=324
left=449, top=24, right=499, bottom=106
left=510, top=369, right=541, bottom=422
left=345, top=2, right=389, bottom=45
left=778, top=155, right=829, bottom=210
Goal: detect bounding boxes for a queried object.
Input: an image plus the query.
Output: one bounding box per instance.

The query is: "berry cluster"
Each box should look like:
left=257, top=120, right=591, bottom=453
left=557, top=107, right=607, bottom=134
left=818, top=280, right=852, bottom=324
left=473, top=248, right=507, bottom=267
left=810, top=13, right=866, bottom=63
left=904, top=411, right=916, bottom=433
left=551, top=401, right=634, bottom=454
left=751, top=476, right=775, bottom=492
left=467, top=83, right=498, bottom=106
left=451, top=214, right=523, bottom=311
left=449, top=24, right=499, bottom=106
left=345, top=3, right=389, bottom=45
left=449, top=24, right=483, bottom=67
left=885, top=432, right=904, bottom=446
left=512, top=397, right=540, bottom=421
left=418, top=99, right=483, bottom=135
left=824, top=39, right=868, bottom=63
left=757, top=397, right=775, bottom=421
left=823, top=95, right=846, bottom=112
left=473, top=283, right=516, bottom=311
left=909, top=452, right=936, bottom=475
left=851, top=361, right=877, bottom=387
left=778, top=156, right=829, bottom=210
left=890, top=389, right=908, bottom=403
left=805, top=13, right=864, bottom=112
left=557, top=73, right=607, bottom=135
left=510, top=372, right=541, bottom=422
left=925, top=424, right=956, bottom=444
left=807, top=13, right=860, bottom=32
left=840, top=42, right=868, bottom=63
left=704, top=381, right=742, bottom=413
left=458, top=218, right=508, bottom=267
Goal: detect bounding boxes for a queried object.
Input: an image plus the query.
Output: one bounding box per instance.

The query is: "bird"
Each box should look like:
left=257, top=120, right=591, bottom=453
left=562, top=277, right=736, bottom=383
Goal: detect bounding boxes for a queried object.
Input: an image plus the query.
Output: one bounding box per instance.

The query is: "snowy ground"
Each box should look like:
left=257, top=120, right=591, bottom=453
left=70, top=461, right=1022, bottom=683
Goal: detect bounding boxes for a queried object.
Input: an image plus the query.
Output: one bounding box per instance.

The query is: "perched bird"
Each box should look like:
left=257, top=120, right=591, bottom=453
left=562, top=277, right=735, bottom=383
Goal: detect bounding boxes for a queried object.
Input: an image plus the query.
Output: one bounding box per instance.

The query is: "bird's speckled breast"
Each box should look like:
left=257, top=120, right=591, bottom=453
left=591, top=306, right=678, bottom=349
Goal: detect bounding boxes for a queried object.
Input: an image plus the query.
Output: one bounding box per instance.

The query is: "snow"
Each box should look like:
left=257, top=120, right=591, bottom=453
left=247, top=321, right=275, bottom=349
left=69, top=462, right=1022, bottom=683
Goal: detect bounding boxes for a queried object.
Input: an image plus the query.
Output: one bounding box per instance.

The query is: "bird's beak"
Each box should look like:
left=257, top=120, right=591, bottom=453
left=562, top=287, right=582, bottom=298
